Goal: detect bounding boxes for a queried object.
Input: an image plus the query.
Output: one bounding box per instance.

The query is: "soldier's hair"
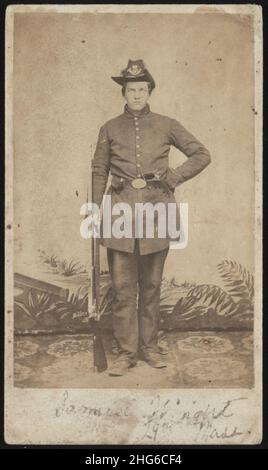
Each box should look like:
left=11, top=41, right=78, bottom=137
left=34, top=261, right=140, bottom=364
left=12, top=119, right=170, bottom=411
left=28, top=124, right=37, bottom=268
left=121, top=82, right=153, bottom=96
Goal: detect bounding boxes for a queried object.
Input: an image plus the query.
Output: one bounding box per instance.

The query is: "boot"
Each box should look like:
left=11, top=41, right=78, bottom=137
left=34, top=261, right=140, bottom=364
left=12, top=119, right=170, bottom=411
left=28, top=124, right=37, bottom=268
left=140, top=349, right=167, bottom=368
left=108, top=355, right=137, bottom=376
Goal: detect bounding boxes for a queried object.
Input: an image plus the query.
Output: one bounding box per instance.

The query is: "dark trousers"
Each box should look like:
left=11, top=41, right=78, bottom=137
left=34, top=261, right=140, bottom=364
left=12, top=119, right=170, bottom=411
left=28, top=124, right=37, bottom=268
left=107, top=241, right=169, bottom=360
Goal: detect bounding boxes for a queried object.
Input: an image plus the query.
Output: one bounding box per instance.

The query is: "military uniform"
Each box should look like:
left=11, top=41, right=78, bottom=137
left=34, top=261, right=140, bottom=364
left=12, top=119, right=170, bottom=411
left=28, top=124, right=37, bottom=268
left=92, top=60, right=211, bottom=373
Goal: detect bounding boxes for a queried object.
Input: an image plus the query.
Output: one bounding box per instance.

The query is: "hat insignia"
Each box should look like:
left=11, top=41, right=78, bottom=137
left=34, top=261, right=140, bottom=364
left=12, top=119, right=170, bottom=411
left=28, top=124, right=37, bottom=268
left=127, top=64, right=142, bottom=76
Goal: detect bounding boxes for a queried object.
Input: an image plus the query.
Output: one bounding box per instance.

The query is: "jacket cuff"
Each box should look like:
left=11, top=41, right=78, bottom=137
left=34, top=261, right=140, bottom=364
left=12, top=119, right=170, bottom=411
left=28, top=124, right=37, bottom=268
left=165, top=167, right=184, bottom=190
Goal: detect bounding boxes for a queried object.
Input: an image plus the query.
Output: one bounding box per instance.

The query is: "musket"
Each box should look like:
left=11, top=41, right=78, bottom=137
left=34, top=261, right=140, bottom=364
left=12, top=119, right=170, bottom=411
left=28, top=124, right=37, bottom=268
left=88, top=154, right=108, bottom=373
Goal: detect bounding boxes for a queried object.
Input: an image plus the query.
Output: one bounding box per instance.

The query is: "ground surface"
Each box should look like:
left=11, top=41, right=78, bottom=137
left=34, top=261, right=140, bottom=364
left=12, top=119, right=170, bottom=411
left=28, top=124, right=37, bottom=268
left=14, top=330, right=254, bottom=389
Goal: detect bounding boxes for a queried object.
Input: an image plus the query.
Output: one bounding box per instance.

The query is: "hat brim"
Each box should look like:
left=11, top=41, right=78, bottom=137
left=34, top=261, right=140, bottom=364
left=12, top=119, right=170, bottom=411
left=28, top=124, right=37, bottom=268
left=111, top=71, right=155, bottom=89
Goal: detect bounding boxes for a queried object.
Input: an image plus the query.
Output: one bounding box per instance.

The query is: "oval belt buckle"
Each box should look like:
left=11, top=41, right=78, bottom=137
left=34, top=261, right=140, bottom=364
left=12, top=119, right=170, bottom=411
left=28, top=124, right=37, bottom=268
left=131, top=178, right=147, bottom=189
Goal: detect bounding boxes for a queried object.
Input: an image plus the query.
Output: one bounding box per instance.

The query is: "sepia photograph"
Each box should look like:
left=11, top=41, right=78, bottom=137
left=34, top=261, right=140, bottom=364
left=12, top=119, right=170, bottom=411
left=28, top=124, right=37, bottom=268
left=5, top=4, right=262, bottom=444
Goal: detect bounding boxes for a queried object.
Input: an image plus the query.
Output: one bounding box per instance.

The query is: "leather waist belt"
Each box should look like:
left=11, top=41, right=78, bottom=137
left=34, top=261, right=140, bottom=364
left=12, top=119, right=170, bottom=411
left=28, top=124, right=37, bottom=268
left=111, top=174, right=171, bottom=191
left=131, top=173, right=161, bottom=189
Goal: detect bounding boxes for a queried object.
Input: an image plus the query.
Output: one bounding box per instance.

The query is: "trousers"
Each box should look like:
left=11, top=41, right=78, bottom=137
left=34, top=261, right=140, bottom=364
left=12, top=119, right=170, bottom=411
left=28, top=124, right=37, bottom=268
left=107, top=241, right=169, bottom=359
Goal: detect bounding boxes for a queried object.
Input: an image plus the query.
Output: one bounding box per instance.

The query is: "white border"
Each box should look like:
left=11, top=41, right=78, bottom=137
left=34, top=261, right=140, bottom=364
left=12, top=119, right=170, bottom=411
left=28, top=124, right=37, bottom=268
left=5, top=4, right=263, bottom=445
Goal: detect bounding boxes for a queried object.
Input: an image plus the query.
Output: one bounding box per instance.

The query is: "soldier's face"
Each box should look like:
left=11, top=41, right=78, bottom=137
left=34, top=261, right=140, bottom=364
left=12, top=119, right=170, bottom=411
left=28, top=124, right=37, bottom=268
left=124, top=81, right=150, bottom=111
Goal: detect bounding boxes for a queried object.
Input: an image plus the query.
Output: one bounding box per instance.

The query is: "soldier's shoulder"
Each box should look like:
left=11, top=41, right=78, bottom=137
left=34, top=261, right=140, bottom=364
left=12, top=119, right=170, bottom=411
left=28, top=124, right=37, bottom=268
left=102, top=113, right=125, bottom=128
left=150, top=112, right=186, bottom=130
left=98, top=114, right=124, bottom=135
left=149, top=111, right=174, bottom=123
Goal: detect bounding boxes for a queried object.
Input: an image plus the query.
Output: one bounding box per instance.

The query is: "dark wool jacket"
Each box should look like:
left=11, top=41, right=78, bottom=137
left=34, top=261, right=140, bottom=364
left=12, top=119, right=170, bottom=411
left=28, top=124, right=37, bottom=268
left=92, top=104, right=211, bottom=254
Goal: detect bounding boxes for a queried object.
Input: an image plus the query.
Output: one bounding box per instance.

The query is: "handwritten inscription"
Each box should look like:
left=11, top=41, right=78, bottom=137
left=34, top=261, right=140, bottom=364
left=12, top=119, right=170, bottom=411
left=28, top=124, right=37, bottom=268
left=55, top=391, right=134, bottom=418
left=55, top=391, right=247, bottom=443
left=140, top=395, right=246, bottom=442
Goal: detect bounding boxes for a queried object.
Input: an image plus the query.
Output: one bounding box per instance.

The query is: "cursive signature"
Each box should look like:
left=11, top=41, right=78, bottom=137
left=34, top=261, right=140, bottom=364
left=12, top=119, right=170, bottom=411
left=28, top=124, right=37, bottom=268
left=55, top=391, right=247, bottom=443
left=140, top=395, right=247, bottom=442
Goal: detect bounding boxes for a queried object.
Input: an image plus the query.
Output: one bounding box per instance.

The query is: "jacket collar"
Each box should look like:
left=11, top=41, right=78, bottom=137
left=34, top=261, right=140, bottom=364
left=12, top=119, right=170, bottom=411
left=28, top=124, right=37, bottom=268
left=124, top=103, right=151, bottom=119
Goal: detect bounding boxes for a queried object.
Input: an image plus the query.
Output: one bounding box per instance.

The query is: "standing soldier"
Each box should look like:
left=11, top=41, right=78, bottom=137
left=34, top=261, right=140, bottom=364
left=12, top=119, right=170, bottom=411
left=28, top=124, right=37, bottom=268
left=92, top=59, right=211, bottom=376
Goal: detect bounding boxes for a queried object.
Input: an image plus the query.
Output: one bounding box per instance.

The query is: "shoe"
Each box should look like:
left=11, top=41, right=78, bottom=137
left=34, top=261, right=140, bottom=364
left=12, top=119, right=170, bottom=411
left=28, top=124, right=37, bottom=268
left=108, top=356, right=136, bottom=376
left=140, top=350, right=167, bottom=368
